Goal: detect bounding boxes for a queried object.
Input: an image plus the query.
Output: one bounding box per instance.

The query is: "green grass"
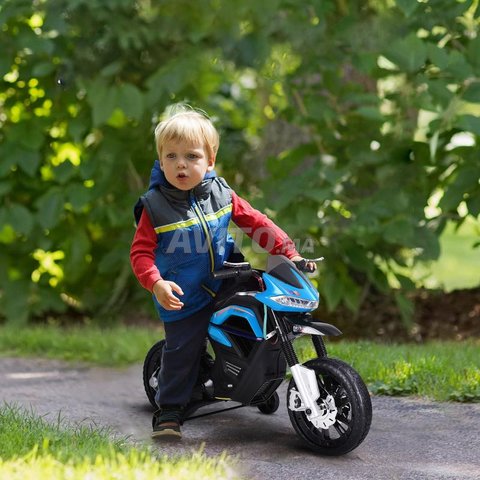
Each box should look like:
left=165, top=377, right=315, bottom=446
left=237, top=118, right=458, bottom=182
left=0, top=404, right=238, bottom=480
left=0, top=325, right=162, bottom=366
left=296, top=338, right=480, bottom=402
left=1, top=325, right=478, bottom=402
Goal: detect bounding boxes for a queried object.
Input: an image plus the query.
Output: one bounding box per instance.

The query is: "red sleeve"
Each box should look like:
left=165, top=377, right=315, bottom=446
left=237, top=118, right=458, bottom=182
left=130, top=209, right=162, bottom=292
left=230, top=191, right=299, bottom=259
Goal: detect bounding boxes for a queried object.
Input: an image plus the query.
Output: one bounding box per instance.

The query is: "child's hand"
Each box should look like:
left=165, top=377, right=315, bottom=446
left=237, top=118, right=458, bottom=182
left=291, top=255, right=317, bottom=273
left=152, top=280, right=184, bottom=310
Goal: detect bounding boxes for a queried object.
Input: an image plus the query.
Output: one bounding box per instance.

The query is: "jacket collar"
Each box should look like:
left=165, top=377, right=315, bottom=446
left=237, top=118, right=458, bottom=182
left=148, top=160, right=216, bottom=201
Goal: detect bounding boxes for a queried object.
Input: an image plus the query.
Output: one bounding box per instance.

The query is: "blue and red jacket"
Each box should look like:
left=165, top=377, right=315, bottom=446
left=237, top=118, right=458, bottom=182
left=130, top=161, right=299, bottom=322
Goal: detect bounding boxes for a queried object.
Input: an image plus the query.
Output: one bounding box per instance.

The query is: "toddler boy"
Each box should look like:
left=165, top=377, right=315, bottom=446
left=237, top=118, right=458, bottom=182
left=130, top=105, right=315, bottom=438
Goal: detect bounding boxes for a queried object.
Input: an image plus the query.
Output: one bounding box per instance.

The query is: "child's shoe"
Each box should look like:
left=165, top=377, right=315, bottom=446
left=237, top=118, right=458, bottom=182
left=152, top=406, right=183, bottom=439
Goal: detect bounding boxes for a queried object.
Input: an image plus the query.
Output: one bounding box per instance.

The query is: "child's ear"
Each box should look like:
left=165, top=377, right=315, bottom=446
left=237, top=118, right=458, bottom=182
left=206, top=155, right=215, bottom=172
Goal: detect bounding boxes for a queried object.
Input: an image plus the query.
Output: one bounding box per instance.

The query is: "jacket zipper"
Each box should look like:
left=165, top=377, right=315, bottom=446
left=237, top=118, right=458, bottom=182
left=190, top=192, right=215, bottom=273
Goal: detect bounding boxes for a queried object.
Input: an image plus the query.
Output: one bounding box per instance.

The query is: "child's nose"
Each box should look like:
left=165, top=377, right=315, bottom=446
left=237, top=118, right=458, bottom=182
left=176, top=157, right=187, bottom=168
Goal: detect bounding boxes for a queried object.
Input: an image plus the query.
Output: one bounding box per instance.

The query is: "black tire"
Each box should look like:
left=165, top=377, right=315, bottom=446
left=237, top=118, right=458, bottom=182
left=257, top=392, right=280, bottom=414
left=287, top=358, right=372, bottom=456
left=142, top=340, right=165, bottom=409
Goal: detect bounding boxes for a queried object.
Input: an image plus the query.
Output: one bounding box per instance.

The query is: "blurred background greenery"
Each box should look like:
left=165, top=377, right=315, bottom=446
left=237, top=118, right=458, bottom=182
left=0, top=0, right=479, bottom=340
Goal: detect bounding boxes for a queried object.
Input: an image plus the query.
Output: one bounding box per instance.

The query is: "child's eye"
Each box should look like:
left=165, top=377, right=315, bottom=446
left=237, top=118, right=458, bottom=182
left=187, top=153, right=198, bottom=159
left=166, top=153, right=176, bottom=159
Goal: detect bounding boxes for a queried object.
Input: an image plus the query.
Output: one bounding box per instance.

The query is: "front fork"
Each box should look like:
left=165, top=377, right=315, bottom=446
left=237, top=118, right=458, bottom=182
left=272, top=312, right=330, bottom=423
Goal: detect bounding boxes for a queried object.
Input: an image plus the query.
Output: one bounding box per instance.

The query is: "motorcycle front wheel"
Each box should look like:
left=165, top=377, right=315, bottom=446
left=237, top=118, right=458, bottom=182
left=287, top=357, right=372, bottom=456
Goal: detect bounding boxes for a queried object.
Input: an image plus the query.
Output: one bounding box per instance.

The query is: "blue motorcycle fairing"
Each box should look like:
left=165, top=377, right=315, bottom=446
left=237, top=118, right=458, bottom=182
left=254, top=270, right=319, bottom=312
left=208, top=325, right=233, bottom=347
left=208, top=305, right=264, bottom=347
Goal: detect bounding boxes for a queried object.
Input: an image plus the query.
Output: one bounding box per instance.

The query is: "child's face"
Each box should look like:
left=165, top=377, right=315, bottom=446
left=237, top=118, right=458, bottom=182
left=159, top=138, right=215, bottom=191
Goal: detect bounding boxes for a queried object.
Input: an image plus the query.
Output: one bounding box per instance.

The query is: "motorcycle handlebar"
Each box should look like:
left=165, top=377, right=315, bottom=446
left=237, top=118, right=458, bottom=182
left=293, top=257, right=324, bottom=273
left=211, top=267, right=252, bottom=281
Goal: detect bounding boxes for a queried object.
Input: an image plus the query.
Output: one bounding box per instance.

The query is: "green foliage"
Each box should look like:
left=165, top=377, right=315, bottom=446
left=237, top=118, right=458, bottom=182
left=0, top=0, right=269, bottom=322
left=257, top=0, right=480, bottom=316
left=0, top=0, right=479, bottom=323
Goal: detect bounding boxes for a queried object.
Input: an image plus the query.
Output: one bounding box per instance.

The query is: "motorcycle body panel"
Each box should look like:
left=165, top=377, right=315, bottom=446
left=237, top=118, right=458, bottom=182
left=254, top=271, right=319, bottom=312
left=207, top=293, right=286, bottom=404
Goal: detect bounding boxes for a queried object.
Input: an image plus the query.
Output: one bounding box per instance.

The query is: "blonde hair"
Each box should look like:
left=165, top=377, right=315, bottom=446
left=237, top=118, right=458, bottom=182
left=154, top=104, right=219, bottom=160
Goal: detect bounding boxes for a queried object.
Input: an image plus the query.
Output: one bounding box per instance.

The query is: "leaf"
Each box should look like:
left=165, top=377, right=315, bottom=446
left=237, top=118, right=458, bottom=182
left=384, top=34, right=427, bottom=72
left=53, top=161, right=76, bottom=184
left=368, top=266, right=390, bottom=294
left=0, top=280, right=30, bottom=325
left=267, top=143, right=317, bottom=176
left=414, top=227, right=440, bottom=261
left=35, top=189, right=64, bottom=229
left=321, top=270, right=344, bottom=311
left=32, top=62, right=56, bottom=77
left=440, top=165, right=480, bottom=211
left=30, top=286, right=68, bottom=316
left=98, top=245, right=128, bottom=274
left=8, top=122, right=44, bottom=150
left=466, top=195, right=480, bottom=217
left=303, top=188, right=331, bottom=204
left=456, top=115, right=480, bottom=136
left=100, top=60, right=123, bottom=77
left=67, top=184, right=92, bottom=212
left=467, top=37, right=480, bottom=74
left=7, top=204, right=34, bottom=236
left=294, top=200, right=317, bottom=228
left=394, top=291, right=414, bottom=327
left=0, top=181, right=12, bottom=196
left=117, top=83, right=144, bottom=120
left=427, top=44, right=450, bottom=70
left=85, top=78, right=119, bottom=127
left=395, top=274, right=416, bottom=290
left=145, top=53, right=198, bottom=97
left=63, top=229, right=91, bottom=282
left=68, top=117, right=88, bottom=143
left=445, top=51, right=474, bottom=81
left=396, top=0, right=418, bottom=17
left=462, top=82, right=480, bottom=103
left=427, top=79, right=452, bottom=108
left=0, top=56, right=12, bottom=76
left=383, top=217, right=415, bottom=246
left=355, top=106, right=384, bottom=121
left=235, top=33, right=269, bottom=68
left=343, top=282, right=362, bottom=312
left=4, top=126, right=43, bottom=169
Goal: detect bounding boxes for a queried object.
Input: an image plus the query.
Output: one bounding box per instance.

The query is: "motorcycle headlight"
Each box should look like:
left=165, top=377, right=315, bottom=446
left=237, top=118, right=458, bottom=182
left=271, top=295, right=318, bottom=310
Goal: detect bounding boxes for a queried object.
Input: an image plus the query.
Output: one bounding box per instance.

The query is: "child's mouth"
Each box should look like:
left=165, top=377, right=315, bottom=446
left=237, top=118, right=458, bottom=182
left=177, top=173, right=187, bottom=179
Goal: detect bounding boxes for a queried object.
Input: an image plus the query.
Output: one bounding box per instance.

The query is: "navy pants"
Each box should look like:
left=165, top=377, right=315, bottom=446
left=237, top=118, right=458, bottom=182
left=155, top=303, right=214, bottom=407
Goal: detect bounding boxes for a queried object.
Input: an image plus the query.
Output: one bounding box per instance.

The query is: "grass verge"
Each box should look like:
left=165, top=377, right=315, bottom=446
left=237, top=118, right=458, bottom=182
left=296, top=338, right=480, bottom=402
left=0, top=325, right=162, bottom=366
left=0, top=404, right=238, bottom=480
left=1, top=325, right=478, bottom=402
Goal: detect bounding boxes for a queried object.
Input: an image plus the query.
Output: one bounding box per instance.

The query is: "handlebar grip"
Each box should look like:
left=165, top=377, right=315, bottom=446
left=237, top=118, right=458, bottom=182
left=211, top=268, right=251, bottom=281
left=211, top=269, right=239, bottom=280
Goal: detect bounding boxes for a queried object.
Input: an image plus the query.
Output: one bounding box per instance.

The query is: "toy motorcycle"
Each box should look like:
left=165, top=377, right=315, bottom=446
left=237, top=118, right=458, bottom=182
left=143, top=255, right=372, bottom=456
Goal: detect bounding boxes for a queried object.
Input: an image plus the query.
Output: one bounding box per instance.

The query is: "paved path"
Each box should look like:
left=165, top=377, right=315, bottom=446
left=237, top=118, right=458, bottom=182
left=1, top=357, right=479, bottom=479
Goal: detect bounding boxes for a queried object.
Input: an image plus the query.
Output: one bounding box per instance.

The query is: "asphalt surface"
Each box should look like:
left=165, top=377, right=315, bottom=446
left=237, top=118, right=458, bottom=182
left=1, top=357, right=479, bottom=480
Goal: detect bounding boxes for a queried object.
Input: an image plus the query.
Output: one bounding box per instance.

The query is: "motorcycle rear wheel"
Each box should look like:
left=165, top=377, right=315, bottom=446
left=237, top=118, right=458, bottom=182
left=142, top=340, right=165, bottom=409
left=287, top=357, right=372, bottom=456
